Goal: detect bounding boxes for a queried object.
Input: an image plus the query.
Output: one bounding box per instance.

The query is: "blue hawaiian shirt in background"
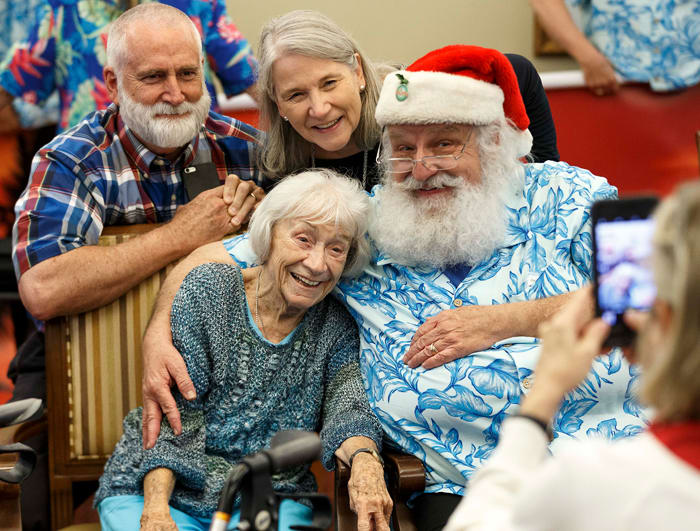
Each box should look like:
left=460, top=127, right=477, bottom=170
left=223, top=161, right=648, bottom=496
left=0, top=0, right=257, bottom=132
left=565, top=0, right=700, bottom=91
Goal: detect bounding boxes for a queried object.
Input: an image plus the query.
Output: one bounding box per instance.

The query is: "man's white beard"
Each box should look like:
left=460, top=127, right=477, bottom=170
left=369, top=171, right=514, bottom=268
left=118, top=81, right=211, bottom=149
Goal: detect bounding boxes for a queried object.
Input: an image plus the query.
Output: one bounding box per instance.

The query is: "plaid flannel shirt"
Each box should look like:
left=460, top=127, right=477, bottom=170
left=12, top=103, right=260, bottom=278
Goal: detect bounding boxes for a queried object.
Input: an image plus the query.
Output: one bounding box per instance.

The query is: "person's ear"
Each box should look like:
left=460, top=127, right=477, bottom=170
left=104, top=66, right=119, bottom=105
left=354, top=53, right=366, bottom=90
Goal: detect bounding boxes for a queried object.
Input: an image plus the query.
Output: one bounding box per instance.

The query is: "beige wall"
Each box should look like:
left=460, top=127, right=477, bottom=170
left=226, top=0, right=577, bottom=73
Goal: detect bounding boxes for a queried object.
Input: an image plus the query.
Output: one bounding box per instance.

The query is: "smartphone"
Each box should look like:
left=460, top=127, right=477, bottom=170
left=592, top=196, right=659, bottom=346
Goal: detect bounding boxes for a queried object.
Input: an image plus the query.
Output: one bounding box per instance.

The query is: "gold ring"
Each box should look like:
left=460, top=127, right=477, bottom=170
left=249, top=192, right=257, bottom=201
left=428, top=343, right=438, bottom=355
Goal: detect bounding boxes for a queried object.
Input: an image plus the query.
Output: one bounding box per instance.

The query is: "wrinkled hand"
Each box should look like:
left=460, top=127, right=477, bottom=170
left=141, top=322, right=194, bottom=450
left=580, top=50, right=619, bottom=96
left=535, top=287, right=610, bottom=397
left=348, top=454, right=392, bottom=531
left=222, top=174, right=265, bottom=226
left=140, top=507, right=177, bottom=531
left=404, top=305, right=506, bottom=369
left=168, top=185, right=236, bottom=252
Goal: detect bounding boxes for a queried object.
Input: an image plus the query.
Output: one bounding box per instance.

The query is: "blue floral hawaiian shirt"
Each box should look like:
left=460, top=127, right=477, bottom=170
left=223, top=161, right=648, bottom=496
left=0, top=0, right=257, bottom=132
left=565, top=0, right=700, bottom=91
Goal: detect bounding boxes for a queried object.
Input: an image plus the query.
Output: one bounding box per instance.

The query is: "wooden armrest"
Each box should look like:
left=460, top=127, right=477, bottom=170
left=101, top=223, right=159, bottom=236
left=383, top=450, right=425, bottom=502
left=334, top=457, right=356, bottom=531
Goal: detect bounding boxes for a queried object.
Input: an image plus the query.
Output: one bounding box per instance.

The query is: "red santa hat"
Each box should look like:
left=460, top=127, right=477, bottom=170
left=375, top=45, right=533, bottom=157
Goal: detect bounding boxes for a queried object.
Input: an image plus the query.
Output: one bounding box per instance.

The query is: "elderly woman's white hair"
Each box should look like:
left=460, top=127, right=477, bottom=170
left=248, top=169, right=370, bottom=277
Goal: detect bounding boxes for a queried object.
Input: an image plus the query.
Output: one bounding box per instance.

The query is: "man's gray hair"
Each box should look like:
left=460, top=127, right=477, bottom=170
left=106, top=3, right=202, bottom=74
left=248, top=169, right=370, bottom=277
left=256, top=10, right=383, bottom=181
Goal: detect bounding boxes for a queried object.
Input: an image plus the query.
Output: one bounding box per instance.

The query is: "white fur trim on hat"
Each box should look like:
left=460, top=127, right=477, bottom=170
left=375, top=70, right=504, bottom=127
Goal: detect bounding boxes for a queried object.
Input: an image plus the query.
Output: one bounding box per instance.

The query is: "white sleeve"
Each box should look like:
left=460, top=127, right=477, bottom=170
left=443, top=417, right=550, bottom=531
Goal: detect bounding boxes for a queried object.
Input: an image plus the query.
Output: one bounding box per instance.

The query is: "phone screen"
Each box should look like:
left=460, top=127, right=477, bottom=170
left=594, top=218, right=656, bottom=328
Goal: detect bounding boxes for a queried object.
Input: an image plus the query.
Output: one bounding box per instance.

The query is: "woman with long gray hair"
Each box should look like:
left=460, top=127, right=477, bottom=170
left=255, top=9, right=385, bottom=191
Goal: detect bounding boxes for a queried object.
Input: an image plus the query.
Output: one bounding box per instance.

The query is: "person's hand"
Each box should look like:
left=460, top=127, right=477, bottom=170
left=579, top=49, right=619, bottom=96
left=140, top=507, right=177, bottom=531
left=222, top=174, right=265, bottom=226
left=621, top=308, right=650, bottom=364
left=141, top=321, right=195, bottom=450
left=520, top=287, right=609, bottom=421
left=347, top=454, right=392, bottom=531
left=404, top=305, right=507, bottom=369
left=534, top=287, right=609, bottom=396
left=167, top=185, right=238, bottom=252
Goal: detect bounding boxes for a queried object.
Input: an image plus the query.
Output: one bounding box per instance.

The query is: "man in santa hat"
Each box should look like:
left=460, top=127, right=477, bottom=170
left=330, top=45, right=644, bottom=527
left=143, top=46, right=645, bottom=529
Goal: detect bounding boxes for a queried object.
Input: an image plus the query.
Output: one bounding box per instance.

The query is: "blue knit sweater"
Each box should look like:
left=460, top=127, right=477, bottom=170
left=95, top=263, right=383, bottom=517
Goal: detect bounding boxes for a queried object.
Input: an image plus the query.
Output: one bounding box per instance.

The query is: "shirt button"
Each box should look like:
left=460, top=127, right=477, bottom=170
left=454, top=299, right=463, bottom=307
left=522, top=377, right=532, bottom=389
left=171, top=194, right=177, bottom=202
left=653, top=47, right=660, bottom=54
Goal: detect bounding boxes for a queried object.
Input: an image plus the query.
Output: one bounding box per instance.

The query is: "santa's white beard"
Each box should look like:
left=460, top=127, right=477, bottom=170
left=118, top=80, right=211, bottom=149
left=369, top=171, right=513, bottom=268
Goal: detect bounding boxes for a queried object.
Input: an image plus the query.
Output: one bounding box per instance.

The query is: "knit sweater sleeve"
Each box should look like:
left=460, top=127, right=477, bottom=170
left=137, top=264, right=227, bottom=490
left=319, top=303, right=383, bottom=470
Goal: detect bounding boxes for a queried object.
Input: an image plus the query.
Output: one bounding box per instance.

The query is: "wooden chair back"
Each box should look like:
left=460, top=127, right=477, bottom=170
left=45, top=224, right=169, bottom=529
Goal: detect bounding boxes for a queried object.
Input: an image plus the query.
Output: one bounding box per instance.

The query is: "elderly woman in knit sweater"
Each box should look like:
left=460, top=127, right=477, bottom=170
left=95, top=170, right=391, bottom=531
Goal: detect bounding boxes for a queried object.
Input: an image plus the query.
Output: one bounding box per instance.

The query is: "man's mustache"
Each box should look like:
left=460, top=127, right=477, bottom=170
left=393, top=172, right=466, bottom=191
left=149, top=101, right=198, bottom=116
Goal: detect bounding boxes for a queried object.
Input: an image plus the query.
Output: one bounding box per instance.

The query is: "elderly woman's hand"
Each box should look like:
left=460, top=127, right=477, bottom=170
left=348, top=453, right=393, bottom=531
left=139, top=507, right=178, bottom=530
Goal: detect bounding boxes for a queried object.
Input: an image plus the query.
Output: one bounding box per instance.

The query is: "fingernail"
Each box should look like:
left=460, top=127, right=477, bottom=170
left=232, top=217, right=240, bottom=225
left=185, top=390, right=195, bottom=400
left=229, top=207, right=237, bottom=216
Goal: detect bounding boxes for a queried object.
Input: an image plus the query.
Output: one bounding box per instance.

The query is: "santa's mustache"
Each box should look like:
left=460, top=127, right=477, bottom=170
left=393, top=172, right=467, bottom=192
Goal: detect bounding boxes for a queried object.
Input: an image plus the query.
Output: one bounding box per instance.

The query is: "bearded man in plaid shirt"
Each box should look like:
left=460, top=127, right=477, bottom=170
left=9, top=5, right=262, bottom=527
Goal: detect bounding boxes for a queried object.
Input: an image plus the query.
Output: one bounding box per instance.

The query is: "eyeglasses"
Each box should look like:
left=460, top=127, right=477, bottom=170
left=376, top=133, right=472, bottom=174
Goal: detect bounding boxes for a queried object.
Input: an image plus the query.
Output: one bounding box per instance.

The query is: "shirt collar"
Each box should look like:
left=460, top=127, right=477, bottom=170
left=649, top=420, right=700, bottom=472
